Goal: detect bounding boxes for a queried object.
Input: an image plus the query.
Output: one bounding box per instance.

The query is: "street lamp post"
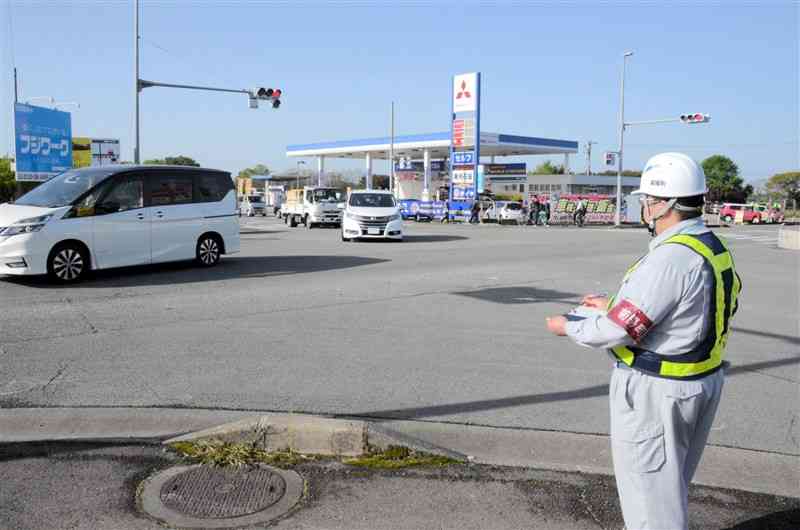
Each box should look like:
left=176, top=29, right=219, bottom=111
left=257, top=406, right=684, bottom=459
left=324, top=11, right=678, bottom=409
left=296, top=161, right=306, bottom=190
left=615, top=51, right=633, bottom=227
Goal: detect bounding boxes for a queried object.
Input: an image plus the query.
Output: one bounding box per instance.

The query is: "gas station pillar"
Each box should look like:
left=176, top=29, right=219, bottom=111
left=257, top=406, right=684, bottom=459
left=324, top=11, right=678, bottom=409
left=318, top=156, right=325, bottom=186
left=563, top=153, right=570, bottom=175
left=422, top=149, right=431, bottom=201
left=365, top=152, right=373, bottom=190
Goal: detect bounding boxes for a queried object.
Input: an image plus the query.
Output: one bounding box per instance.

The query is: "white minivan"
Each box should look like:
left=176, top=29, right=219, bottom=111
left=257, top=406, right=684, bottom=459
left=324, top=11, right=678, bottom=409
left=341, top=190, right=403, bottom=242
left=0, top=165, right=240, bottom=283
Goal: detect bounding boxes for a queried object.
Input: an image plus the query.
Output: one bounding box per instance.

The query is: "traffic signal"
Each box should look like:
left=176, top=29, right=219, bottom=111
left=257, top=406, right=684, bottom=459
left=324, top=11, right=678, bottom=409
left=604, top=152, right=617, bottom=166
left=680, top=113, right=710, bottom=124
left=253, top=87, right=282, bottom=109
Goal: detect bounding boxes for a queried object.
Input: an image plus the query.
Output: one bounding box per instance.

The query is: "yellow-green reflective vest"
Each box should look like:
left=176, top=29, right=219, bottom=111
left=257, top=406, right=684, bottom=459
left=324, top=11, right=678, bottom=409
left=608, top=231, right=742, bottom=380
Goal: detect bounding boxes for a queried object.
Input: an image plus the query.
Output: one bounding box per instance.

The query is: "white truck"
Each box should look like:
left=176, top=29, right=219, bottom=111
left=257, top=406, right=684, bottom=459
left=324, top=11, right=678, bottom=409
left=280, top=186, right=345, bottom=228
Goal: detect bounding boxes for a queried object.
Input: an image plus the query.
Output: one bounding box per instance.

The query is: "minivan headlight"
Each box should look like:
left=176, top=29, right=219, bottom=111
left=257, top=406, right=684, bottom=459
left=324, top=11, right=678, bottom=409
left=345, top=211, right=360, bottom=220
left=0, top=215, right=53, bottom=237
left=389, top=213, right=401, bottom=221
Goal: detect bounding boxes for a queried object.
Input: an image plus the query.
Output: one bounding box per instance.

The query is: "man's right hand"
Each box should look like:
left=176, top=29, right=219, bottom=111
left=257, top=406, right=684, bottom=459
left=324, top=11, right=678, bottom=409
left=581, top=294, right=609, bottom=309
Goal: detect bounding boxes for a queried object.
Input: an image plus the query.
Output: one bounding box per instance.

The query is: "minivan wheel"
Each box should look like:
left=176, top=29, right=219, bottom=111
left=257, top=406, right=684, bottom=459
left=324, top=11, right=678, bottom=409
left=196, top=235, right=222, bottom=267
left=289, top=216, right=297, bottom=228
left=48, top=243, right=89, bottom=283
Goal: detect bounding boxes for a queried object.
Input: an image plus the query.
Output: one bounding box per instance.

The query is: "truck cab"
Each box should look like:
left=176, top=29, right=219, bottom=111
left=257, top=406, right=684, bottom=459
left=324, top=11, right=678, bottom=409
left=282, top=186, right=345, bottom=228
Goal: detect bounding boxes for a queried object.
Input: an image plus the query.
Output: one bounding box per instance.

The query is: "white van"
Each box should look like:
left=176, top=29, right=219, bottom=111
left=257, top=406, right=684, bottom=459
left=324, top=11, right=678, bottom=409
left=0, top=165, right=240, bottom=283
left=341, top=190, right=403, bottom=242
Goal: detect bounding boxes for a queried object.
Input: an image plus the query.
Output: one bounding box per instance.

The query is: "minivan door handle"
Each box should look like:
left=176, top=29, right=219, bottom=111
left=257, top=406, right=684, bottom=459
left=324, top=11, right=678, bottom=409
left=155, top=211, right=165, bottom=218
left=136, top=213, right=145, bottom=220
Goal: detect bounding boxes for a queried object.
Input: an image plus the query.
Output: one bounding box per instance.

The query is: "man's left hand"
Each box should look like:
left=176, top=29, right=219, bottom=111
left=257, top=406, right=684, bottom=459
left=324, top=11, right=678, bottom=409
left=546, top=315, right=567, bottom=336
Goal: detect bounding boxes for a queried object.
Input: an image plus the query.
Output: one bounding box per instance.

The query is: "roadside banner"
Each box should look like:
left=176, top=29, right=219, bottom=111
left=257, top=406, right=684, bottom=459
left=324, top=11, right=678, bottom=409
left=534, top=193, right=618, bottom=224
left=399, top=199, right=446, bottom=219
left=14, top=103, right=72, bottom=182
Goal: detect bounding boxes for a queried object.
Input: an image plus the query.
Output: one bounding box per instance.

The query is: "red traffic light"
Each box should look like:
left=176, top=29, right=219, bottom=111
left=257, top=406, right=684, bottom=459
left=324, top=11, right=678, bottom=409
left=273, top=89, right=282, bottom=98
left=681, top=112, right=709, bottom=124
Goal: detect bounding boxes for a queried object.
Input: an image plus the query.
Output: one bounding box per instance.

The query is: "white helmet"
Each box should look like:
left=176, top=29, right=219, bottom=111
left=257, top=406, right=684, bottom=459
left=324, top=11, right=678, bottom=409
left=632, top=152, right=706, bottom=198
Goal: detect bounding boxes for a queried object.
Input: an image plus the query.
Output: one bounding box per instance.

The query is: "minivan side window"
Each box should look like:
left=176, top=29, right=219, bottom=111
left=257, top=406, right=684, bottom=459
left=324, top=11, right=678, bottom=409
left=149, top=174, right=194, bottom=206
left=97, top=175, right=144, bottom=213
left=196, top=173, right=232, bottom=202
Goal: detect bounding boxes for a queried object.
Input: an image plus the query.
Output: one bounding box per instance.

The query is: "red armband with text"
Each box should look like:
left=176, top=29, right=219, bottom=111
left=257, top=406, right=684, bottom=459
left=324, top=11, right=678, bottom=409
left=608, top=300, right=653, bottom=342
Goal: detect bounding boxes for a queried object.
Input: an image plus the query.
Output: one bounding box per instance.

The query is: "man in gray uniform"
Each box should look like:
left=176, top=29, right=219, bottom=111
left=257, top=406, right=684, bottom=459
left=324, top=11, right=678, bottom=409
left=546, top=153, right=741, bottom=530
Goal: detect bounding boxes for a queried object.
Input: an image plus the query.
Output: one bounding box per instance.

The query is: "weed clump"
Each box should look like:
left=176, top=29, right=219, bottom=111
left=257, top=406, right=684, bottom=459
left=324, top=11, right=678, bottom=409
left=343, top=445, right=459, bottom=470
left=169, top=440, right=318, bottom=468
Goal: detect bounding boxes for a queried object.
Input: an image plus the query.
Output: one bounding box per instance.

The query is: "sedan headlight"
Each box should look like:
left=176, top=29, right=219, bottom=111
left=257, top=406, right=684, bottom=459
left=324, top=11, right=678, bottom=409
left=0, top=215, right=53, bottom=237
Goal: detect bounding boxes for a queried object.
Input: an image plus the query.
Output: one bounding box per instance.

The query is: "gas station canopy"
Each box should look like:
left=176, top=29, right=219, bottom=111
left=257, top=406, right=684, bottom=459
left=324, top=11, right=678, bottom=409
left=286, top=132, right=578, bottom=160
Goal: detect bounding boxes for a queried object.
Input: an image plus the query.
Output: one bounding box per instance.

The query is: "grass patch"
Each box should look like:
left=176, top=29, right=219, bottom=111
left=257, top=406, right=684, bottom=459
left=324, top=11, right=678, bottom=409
left=168, top=440, right=319, bottom=468
left=343, top=445, right=459, bottom=470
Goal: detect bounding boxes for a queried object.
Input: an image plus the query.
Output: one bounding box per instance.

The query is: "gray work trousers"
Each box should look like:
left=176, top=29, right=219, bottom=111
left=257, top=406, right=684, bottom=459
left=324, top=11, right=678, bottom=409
left=610, top=363, right=724, bottom=530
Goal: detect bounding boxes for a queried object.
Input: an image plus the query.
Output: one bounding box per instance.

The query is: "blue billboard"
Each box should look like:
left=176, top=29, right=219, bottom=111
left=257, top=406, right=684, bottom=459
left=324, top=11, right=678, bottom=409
left=14, top=103, right=73, bottom=182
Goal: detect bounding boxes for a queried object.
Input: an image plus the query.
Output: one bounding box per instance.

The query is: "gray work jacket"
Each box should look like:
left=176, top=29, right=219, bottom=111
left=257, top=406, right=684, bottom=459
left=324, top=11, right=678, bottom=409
left=565, top=218, right=715, bottom=356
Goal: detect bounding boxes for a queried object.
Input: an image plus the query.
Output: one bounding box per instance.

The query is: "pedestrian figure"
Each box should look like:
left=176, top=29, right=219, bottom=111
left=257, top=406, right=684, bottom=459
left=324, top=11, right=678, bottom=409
left=469, top=200, right=480, bottom=224
left=530, top=196, right=540, bottom=225
left=546, top=153, right=741, bottom=530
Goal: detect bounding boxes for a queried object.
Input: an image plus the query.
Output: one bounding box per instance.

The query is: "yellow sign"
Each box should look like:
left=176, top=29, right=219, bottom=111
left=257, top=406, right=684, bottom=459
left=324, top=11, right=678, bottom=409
left=734, top=210, right=745, bottom=224
left=72, top=137, right=92, bottom=168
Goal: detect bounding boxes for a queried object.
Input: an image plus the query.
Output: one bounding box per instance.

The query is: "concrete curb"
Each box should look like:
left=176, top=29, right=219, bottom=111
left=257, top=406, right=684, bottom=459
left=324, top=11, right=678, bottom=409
left=2, top=407, right=797, bottom=499
left=778, top=225, right=800, bottom=250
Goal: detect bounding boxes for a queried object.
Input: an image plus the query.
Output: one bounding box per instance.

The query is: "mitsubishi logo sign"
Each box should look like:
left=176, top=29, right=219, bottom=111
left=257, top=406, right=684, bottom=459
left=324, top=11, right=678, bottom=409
left=453, top=72, right=478, bottom=113
left=456, top=80, right=471, bottom=100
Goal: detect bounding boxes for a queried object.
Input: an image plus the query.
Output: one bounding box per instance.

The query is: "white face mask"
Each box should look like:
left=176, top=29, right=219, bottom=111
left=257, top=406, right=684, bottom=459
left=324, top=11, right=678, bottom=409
left=641, top=197, right=677, bottom=237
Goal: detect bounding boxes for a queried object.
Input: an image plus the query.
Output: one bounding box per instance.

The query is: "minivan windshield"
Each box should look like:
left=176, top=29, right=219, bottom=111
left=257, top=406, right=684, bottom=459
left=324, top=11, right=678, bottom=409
left=14, top=168, right=117, bottom=208
left=505, top=203, right=522, bottom=210
left=248, top=195, right=264, bottom=203
left=349, top=193, right=396, bottom=208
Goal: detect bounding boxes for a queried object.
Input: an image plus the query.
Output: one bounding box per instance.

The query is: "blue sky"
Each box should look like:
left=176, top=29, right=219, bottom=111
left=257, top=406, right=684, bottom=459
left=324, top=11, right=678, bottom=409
left=2, top=1, right=798, bottom=182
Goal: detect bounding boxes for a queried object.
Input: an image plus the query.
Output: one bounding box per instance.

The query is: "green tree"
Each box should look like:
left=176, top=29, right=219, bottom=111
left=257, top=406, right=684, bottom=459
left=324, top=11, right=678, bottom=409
left=0, top=157, right=15, bottom=203
left=531, top=160, right=564, bottom=175
left=144, top=155, right=200, bottom=167
left=237, top=163, right=270, bottom=180
left=701, top=155, right=752, bottom=202
left=766, top=171, right=800, bottom=204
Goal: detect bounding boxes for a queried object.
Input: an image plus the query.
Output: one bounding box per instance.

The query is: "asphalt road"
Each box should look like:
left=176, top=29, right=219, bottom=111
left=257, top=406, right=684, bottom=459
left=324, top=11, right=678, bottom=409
left=1, top=442, right=797, bottom=530
left=1, top=219, right=797, bottom=455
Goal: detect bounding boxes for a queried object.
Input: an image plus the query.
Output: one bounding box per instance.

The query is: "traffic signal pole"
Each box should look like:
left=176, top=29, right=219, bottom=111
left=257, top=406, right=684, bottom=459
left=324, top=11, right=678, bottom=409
left=133, top=0, right=278, bottom=163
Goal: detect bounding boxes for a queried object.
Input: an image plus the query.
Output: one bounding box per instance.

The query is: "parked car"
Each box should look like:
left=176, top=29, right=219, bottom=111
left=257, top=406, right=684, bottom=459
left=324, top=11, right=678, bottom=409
left=719, top=203, right=764, bottom=224
left=0, top=165, right=239, bottom=283
left=341, top=190, right=403, bottom=242
left=239, top=194, right=267, bottom=216
left=482, top=201, right=524, bottom=224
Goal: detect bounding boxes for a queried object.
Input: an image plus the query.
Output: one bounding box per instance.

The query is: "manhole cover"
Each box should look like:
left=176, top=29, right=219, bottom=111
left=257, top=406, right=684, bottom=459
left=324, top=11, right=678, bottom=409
left=140, top=464, right=304, bottom=529
left=160, top=466, right=286, bottom=518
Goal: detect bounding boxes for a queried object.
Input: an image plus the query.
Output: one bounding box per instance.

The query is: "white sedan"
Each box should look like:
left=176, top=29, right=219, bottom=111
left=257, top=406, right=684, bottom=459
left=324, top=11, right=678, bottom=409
left=341, top=190, right=403, bottom=242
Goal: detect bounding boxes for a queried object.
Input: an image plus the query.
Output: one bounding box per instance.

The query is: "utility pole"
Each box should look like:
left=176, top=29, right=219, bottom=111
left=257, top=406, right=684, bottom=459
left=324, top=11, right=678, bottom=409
left=390, top=101, right=395, bottom=195
left=585, top=140, right=596, bottom=175
left=615, top=51, right=633, bottom=227
left=134, top=0, right=140, bottom=163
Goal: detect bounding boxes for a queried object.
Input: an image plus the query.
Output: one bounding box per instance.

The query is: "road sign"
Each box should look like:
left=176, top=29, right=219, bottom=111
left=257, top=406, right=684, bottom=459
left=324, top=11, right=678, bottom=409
left=14, top=103, right=72, bottom=182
